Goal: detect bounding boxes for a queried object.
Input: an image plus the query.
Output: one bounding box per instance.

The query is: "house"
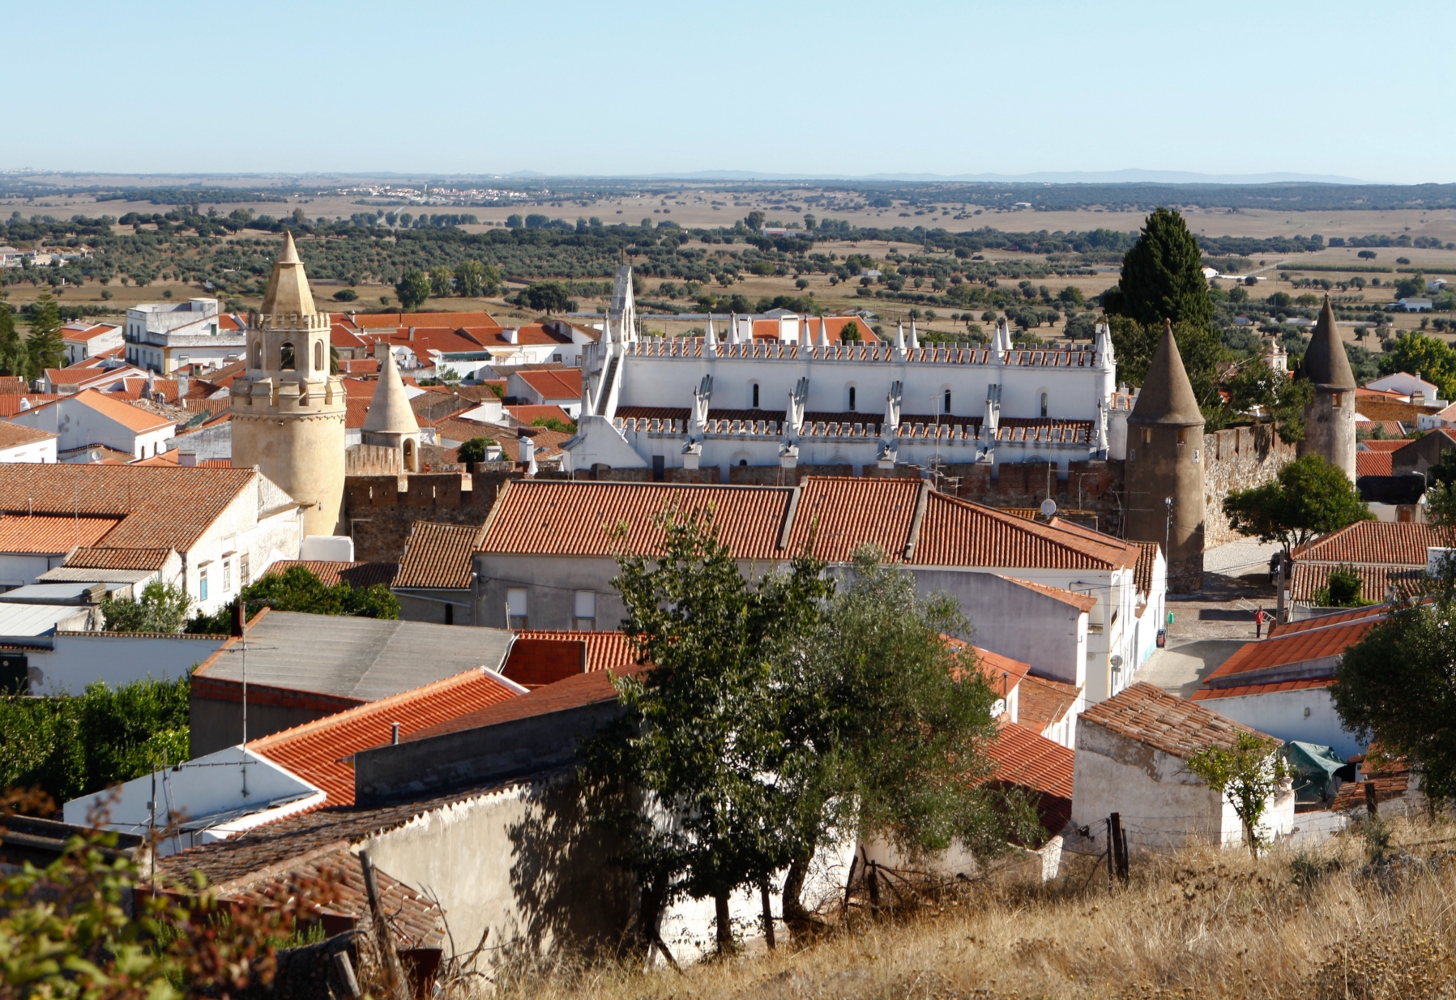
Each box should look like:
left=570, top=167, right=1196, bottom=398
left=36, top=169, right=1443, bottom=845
left=124, top=298, right=247, bottom=374
left=186, top=608, right=517, bottom=755
left=1393, top=298, right=1433, bottom=313
left=0, top=463, right=305, bottom=616
left=391, top=520, right=486, bottom=624
left=505, top=368, right=583, bottom=418
left=41, top=357, right=150, bottom=395
left=66, top=666, right=523, bottom=854
left=1289, top=520, right=1439, bottom=607
left=0, top=583, right=110, bottom=637
left=472, top=477, right=1163, bottom=705
left=0, top=247, right=24, bottom=268
left=1191, top=604, right=1385, bottom=759
left=8, top=388, right=176, bottom=460
left=1363, top=372, right=1442, bottom=405
left=0, top=421, right=57, bottom=464
left=61, top=322, right=125, bottom=365
left=7, top=628, right=228, bottom=696
left=1072, top=683, right=1295, bottom=852
left=1390, top=426, right=1456, bottom=478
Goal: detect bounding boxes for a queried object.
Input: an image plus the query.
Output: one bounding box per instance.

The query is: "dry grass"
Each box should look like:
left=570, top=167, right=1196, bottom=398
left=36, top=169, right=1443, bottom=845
left=468, top=817, right=1456, bottom=1000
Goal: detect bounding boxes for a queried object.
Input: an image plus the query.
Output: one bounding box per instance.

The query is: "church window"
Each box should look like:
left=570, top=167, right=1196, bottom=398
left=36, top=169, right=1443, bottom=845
left=848, top=387, right=857, bottom=411
left=1040, top=392, right=1048, bottom=418
left=280, top=342, right=296, bottom=371
left=506, top=588, right=529, bottom=629
left=751, top=382, right=760, bottom=409
left=251, top=342, right=262, bottom=369
left=314, top=341, right=324, bottom=373
left=944, top=389, right=952, bottom=414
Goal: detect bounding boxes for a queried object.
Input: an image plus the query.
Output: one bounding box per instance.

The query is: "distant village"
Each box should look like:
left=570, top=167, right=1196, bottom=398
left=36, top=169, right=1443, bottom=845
left=0, top=228, right=1450, bottom=981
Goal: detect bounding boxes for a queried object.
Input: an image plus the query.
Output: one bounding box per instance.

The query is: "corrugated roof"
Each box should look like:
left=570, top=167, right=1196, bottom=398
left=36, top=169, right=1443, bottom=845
left=195, top=610, right=517, bottom=702
left=1079, top=682, right=1274, bottom=760
left=394, top=521, right=485, bottom=589
left=0, top=514, right=118, bottom=554
left=248, top=669, right=520, bottom=806
left=0, top=464, right=260, bottom=553
left=263, top=560, right=398, bottom=589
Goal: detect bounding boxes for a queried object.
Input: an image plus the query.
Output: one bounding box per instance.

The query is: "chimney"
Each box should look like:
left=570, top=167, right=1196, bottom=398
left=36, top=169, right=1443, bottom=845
left=391, top=722, right=401, bottom=745
left=505, top=327, right=519, bottom=345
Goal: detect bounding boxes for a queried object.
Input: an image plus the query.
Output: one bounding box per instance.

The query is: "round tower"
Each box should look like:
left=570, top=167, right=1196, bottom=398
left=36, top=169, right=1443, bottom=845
left=1125, top=320, right=1206, bottom=593
left=361, top=342, right=422, bottom=472
left=1297, top=296, right=1357, bottom=480
left=230, top=232, right=347, bottom=536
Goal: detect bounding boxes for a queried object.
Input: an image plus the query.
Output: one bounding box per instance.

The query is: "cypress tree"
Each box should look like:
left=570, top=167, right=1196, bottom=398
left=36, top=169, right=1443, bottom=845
left=1105, top=207, right=1213, bottom=329
left=23, top=293, right=64, bottom=380
left=0, top=304, right=24, bottom=378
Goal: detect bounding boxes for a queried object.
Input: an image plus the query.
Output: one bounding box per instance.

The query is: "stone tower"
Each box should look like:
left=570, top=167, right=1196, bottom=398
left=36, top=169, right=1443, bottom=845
left=361, top=343, right=421, bottom=472
left=1126, top=320, right=1206, bottom=593
left=230, top=232, right=346, bottom=536
left=1297, top=296, right=1357, bottom=480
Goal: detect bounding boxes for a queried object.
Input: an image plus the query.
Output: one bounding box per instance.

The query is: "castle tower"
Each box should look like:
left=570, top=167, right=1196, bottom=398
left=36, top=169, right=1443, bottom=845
left=362, top=342, right=421, bottom=472
left=229, top=231, right=346, bottom=536
left=1297, top=296, right=1356, bottom=480
left=1126, top=320, right=1205, bottom=593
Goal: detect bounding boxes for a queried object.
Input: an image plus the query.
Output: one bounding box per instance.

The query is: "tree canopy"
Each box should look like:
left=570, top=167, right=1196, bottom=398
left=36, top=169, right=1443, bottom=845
left=23, top=293, right=64, bottom=379
left=185, top=565, right=399, bottom=634
left=100, top=581, right=190, bottom=634
left=393, top=268, right=431, bottom=310
left=1103, top=207, right=1214, bottom=330
left=1378, top=330, right=1456, bottom=402
left=1222, top=454, right=1372, bottom=556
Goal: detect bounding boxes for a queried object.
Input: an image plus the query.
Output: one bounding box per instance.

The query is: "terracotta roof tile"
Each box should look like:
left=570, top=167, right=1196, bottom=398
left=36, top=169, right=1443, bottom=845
left=981, top=720, right=1074, bottom=839
left=512, top=369, right=582, bottom=400
left=1205, top=613, right=1385, bottom=686
left=974, top=645, right=1031, bottom=695
left=407, top=665, right=644, bottom=743
left=1269, top=603, right=1394, bottom=638
left=0, top=422, right=56, bottom=449
left=513, top=630, right=638, bottom=675
left=1079, top=682, right=1274, bottom=760
left=0, top=465, right=260, bottom=552
left=1290, top=562, right=1420, bottom=604
left=64, top=546, right=173, bottom=570
left=0, top=377, right=27, bottom=394
left=339, top=310, right=501, bottom=331
left=1001, top=576, right=1097, bottom=613
left=1293, top=520, right=1439, bottom=565
left=0, top=514, right=120, bottom=554
left=505, top=404, right=576, bottom=426
left=1330, top=756, right=1413, bottom=811
left=0, top=395, right=61, bottom=418
left=61, top=389, right=175, bottom=433
left=264, top=560, right=398, bottom=589
left=501, top=637, right=585, bottom=688
left=1190, top=678, right=1335, bottom=701
left=1359, top=439, right=1412, bottom=453
left=1356, top=452, right=1394, bottom=477
left=1132, top=540, right=1159, bottom=596
left=248, top=670, right=521, bottom=806
left=786, top=477, right=920, bottom=561
left=395, top=521, right=485, bottom=589
left=915, top=493, right=1137, bottom=570
left=1017, top=674, right=1082, bottom=735
left=479, top=480, right=796, bottom=561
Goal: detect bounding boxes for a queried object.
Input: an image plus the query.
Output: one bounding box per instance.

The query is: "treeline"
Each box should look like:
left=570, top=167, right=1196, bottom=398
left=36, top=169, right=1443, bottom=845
left=97, top=187, right=288, bottom=204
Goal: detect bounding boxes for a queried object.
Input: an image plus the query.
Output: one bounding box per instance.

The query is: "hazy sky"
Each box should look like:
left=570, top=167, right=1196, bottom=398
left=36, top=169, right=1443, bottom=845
left=7, top=0, right=1451, bottom=182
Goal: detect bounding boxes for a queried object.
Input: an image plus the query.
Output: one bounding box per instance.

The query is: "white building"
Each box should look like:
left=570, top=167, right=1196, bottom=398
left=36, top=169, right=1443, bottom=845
left=61, top=322, right=125, bottom=365
left=9, top=388, right=176, bottom=460
left=0, top=421, right=57, bottom=463
left=125, top=298, right=246, bottom=374
left=565, top=268, right=1121, bottom=479
left=1364, top=371, right=1443, bottom=407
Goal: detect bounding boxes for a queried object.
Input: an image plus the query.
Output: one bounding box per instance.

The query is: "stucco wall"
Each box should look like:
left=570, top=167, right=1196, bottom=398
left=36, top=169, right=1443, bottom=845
left=1198, top=689, right=1363, bottom=760
left=25, top=633, right=225, bottom=695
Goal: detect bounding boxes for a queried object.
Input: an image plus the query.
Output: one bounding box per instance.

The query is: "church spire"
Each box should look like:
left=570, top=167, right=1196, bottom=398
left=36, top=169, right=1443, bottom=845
left=1301, top=295, right=1356, bottom=390
left=1131, top=320, right=1202, bottom=425
left=260, top=230, right=316, bottom=317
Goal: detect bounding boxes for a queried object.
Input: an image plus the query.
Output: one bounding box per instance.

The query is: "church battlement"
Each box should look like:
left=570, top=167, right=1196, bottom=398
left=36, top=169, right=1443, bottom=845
left=614, top=337, right=1105, bottom=368
left=248, top=310, right=330, bottom=333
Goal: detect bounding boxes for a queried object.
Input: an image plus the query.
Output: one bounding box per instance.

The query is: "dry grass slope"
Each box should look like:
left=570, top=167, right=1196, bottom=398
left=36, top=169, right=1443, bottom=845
left=470, top=816, right=1456, bottom=1000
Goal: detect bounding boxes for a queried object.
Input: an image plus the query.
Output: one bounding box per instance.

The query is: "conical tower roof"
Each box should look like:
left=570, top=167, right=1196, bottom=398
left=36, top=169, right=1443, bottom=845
left=362, top=346, right=419, bottom=435
left=1130, top=320, right=1203, bottom=426
left=260, top=231, right=317, bottom=317
left=1301, top=296, right=1355, bottom=390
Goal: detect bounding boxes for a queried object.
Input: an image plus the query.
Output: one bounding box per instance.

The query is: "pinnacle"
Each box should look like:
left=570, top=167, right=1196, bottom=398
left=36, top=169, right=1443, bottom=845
left=279, top=229, right=301, bottom=265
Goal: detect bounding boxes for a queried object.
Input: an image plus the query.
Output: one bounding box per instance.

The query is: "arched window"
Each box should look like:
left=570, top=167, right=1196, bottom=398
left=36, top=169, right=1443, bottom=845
left=403, top=437, right=417, bottom=472
left=1040, top=392, right=1048, bottom=418
left=848, top=386, right=857, bottom=411
left=943, top=389, right=952, bottom=414
left=250, top=341, right=262, bottom=369
left=280, top=342, right=296, bottom=371
left=751, top=382, right=760, bottom=409
left=313, top=340, right=324, bottom=373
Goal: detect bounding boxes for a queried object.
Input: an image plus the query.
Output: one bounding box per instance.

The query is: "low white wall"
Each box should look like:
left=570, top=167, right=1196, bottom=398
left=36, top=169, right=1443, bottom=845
left=1199, top=688, right=1363, bottom=760
left=26, top=633, right=226, bottom=695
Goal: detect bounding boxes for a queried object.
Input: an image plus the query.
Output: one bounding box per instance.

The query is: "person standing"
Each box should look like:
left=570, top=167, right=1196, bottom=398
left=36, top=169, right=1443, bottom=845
left=1254, top=606, right=1267, bottom=639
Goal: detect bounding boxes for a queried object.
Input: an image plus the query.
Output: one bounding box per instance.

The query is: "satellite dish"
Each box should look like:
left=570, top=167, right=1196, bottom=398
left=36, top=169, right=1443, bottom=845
left=1040, top=498, right=1057, bottom=518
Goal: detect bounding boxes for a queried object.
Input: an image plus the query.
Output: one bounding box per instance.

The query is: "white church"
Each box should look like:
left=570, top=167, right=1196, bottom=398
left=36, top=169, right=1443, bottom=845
left=563, top=268, right=1128, bottom=479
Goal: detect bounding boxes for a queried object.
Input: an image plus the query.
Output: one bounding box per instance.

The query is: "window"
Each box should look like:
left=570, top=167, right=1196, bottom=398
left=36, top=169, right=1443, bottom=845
left=1141, top=427, right=1152, bottom=444
left=314, top=340, right=324, bottom=373
left=552, top=353, right=562, bottom=363
left=848, top=386, right=857, bottom=411
left=1040, top=392, right=1048, bottom=418
left=751, top=383, right=760, bottom=409
left=280, top=341, right=296, bottom=371
left=198, top=566, right=209, bottom=602
left=506, top=588, right=529, bottom=629
left=943, top=389, right=952, bottom=414
left=574, top=591, right=597, bottom=631
left=222, top=557, right=231, bottom=592
left=240, top=553, right=251, bottom=586
left=251, top=342, right=262, bottom=369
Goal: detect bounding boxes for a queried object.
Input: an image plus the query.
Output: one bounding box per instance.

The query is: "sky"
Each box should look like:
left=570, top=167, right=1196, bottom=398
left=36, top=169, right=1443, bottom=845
left=6, top=0, right=1453, bottom=183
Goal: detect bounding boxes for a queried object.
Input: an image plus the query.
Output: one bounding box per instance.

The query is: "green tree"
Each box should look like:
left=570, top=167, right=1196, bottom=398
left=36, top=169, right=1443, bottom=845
left=455, top=258, right=501, bottom=298
left=774, top=550, right=1032, bottom=930
left=185, top=565, right=399, bottom=634
left=1185, top=732, right=1290, bottom=856
left=332, top=288, right=357, bottom=302
left=520, top=281, right=573, bottom=314
left=24, top=293, right=64, bottom=379
left=1108, top=315, right=1223, bottom=408
left=578, top=505, right=832, bottom=954
left=1226, top=358, right=1315, bottom=444
left=394, top=268, right=431, bottom=310
left=745, top=211, right=766, bottom=231
left=0, top=303, right=24, bottom=378
left=1378, top=330, right=1456, bottom=401
left=429, top=266, right=454, bottom=298
left=1222, top=454, right=1372, bottom=558
left=1103, top=207, right=1214, bottom=330
left=1334, top=597, right=1456, bottom=801
left=1313, top=565, right=1366, bottom=607
left=456, top=436, right=497, bottom=464
left=100, top=580, right=190, bottom=633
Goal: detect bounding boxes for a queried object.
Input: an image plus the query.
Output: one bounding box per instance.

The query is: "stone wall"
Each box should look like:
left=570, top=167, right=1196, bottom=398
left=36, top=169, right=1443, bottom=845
left=1201, top=424, right=1297, bottom=547
left=344, top=468, right=516, bottom=563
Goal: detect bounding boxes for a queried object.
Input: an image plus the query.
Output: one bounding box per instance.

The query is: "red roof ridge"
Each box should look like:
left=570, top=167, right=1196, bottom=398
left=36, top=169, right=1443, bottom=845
left=999, top=575, right=1097, bottom=612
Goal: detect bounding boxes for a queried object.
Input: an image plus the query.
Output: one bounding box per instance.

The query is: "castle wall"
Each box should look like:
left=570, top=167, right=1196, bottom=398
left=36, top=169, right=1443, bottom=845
left=1203, top=424, right=1298, bottom=548
left=232, top=409, right=346, bottom=537
left=1298, top=390, right=1357, bottom=481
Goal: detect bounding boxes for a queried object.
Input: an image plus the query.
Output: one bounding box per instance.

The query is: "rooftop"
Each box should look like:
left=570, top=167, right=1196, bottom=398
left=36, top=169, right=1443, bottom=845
left=407, top=666, right=643, bottom=744
left=1356, top=452, right=1394, bottom=478
left=1079, top=682, right=1274, bottom=760
left=262, top=560, right=399, bottom=589
left=1204, top=610, right=1388, bottom=687
left=511, top=368, right=583, bottom=400
left=982, top=720, right=1075, bottom=838
left=0, top=514, right=121, bottom=555
left=193, top=610, right=517, bottom=702
left=394, top=521, right=486, bottom=590
left=1017, top=674, right=1083, bottom=734
left=1292, top=520, right=1440, bottom=566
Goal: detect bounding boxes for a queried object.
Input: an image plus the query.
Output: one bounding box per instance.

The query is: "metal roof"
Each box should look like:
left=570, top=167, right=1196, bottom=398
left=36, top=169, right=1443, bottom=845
left=196, top=610, right=515, bottom=701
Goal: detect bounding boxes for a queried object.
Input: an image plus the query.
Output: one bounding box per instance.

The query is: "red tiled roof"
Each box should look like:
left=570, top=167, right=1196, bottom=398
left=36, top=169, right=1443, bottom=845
left=750, top=315, right=881, bottom=344
left=1293, top=521, right=1439, bottom=566
left=64, top=546, right=174, bottom=570
left=1018, top=674, right=1082, bottom=735
left=1359, top=439, right=1412, bottom=453
left=0, top=422, right=56, bottom=450
left=42, top=389, right=174, bottom=434
left=512, top=369, right=582, bottom=400
left=61, top=322, right=121, bottom=343
left=394, top=521, right=485, bottom=589
left=1079, top=682, right=1274, bottom=760
left=1268, top=603, right=1394, bottom=638
left=248, top=669, right=520, bottom=806
left=263, top=560, right=398, bottom=589
left=339, top=310, right=501, bottom=331
left=0, top=514, right=120, bottom=554
left=975, top=645, right=1031, bottom=696
left=518, top=426, right=572, bottom=458
left=981, top=720, right=1074, bottom=839
left=1289, top=563, right=1420, bottom=604
left=505, top=404, right=576, bottom=426
left=1190, top=678, right=1336, bottom=701
left=786, top=477, right=924, bottom=561
left=1356, top=452, right=1394, bottom=477
left=513, top=630, right=638, bottom=674
left=131, top=452, right=232, bottom=468
left=0, top=395, right=61, bottom=418
left=1205, top=612, right=1386, bottom=687
left=1001, top=576, right=1097, bottom=613
left=432, top=416, right=508, bottom=447
left=501, top=637, right=585, bottom=688
left=0, top=377, right=27, bottom=394
left=1131, top=540, right=1159, bottom=596
left=407, top=665, right=644, bottom=743
left=914, top=491, right=1137, bottom=570
left=1330, top=756, right=1413, bottom=812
